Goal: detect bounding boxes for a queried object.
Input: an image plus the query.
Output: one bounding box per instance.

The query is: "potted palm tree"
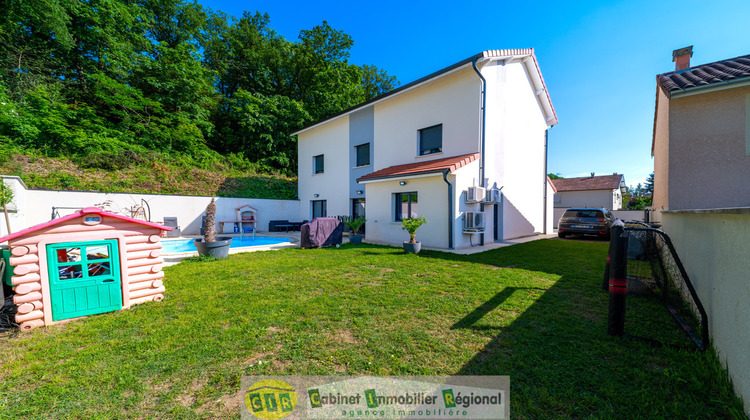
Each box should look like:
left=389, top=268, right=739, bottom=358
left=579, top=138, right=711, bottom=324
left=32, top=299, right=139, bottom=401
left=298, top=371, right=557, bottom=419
left=345, top=217, right=366, bottom=245
left=401, top=217, right=427, bottom=254
left=194, top=198, right=233, bottom=258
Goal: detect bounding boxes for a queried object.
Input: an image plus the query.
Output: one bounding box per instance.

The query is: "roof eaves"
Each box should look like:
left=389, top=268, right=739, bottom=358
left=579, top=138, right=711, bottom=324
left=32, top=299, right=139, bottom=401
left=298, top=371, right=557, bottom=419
left=522, top=50, right=558, bottom=126
left=357, top=169, right=446, bottom=183
left=668, top=76, right=750, bottom=99
left=292, top=52, right=485, bottom=136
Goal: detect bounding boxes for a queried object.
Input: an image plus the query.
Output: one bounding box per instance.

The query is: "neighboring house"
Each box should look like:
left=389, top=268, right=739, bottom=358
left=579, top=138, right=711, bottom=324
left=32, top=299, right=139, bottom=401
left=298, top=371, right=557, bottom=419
left=652, top=46, right=750, bottom=415
left=550, top=173, right=626, bottom=210
left=293, top=49, right=558, bottom=249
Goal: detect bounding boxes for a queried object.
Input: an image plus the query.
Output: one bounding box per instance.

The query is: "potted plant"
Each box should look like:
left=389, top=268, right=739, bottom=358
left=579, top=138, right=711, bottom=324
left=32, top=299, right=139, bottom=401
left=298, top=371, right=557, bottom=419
left=194, top=198, right=233, bottom=258
left=401, top=217, right=427, bottom=254
left=345, top=217, right=366, bottom=245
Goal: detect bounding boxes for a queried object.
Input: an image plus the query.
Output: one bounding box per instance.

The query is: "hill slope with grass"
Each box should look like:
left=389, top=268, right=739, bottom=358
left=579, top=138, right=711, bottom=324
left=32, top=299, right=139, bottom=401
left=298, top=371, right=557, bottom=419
left=0, top=0, right=399, bottom=198
left=0, top=152, right=297, bottom=199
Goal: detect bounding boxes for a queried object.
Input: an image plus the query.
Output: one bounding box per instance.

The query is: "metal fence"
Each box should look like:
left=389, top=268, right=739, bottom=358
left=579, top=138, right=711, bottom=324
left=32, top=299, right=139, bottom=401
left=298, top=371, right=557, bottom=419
left=604, top=222, right=708, bottom=350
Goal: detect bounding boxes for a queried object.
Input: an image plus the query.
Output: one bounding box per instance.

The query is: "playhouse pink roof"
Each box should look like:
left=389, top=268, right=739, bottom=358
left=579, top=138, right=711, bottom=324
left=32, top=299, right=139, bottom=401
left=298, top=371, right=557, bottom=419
left=0, top=207, right=173, bottom=244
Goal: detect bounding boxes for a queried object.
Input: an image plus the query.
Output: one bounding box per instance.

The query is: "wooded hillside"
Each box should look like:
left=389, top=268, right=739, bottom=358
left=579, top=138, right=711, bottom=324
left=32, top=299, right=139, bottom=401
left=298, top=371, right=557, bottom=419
left=0, top=0, right=397, bottom=196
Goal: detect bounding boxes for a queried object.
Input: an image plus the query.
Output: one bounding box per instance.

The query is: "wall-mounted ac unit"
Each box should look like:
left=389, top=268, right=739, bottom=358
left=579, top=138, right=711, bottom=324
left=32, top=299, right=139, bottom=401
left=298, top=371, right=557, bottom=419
left=463, top=211, right=485, bottom=233
left=485, top=188, right=501, bottom=203
left=466, top=186, right=486, bottom=203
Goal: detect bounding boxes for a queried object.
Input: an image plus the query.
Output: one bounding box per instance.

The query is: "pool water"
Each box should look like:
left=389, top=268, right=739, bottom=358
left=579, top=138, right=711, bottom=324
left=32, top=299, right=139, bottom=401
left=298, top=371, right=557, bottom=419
left=161, top=237, right=293, bottom=254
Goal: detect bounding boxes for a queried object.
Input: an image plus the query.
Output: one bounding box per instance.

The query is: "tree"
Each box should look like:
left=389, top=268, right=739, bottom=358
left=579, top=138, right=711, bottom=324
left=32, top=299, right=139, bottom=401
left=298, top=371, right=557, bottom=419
left=0, top=2, right=399, bottom=176
left=645, top=172, right=654, bottom=195
left=547, top=173, right=563, bottom=179
left=360, top=64, right=398, bottom=100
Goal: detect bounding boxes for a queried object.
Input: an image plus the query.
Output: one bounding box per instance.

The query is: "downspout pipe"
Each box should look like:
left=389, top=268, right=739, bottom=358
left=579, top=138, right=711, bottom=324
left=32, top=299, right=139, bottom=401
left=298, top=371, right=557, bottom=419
left=442, top=170, right=454, bottom=250
left=471, top=57, right=487, bottom=246
left=543, top=128, right=549, bottom=234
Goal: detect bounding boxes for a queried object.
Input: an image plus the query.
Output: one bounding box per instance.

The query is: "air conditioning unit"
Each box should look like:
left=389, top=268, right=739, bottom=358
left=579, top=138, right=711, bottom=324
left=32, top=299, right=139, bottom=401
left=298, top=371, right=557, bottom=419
left=466, top=186, right=486, bottom=203
left=463, top=211, right=485, bottom=233
left=485, top=188, right=501, bottom=203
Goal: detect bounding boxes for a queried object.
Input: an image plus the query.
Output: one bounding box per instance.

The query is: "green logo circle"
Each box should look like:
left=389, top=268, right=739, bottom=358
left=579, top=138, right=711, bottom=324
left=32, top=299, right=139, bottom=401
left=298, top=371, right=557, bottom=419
left=244, top=379, right=298, bottom=420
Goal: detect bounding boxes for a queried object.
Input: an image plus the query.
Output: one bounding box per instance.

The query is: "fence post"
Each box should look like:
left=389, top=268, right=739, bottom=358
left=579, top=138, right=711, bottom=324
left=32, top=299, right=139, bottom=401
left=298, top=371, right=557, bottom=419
left=607, top=221, right=627, bottom=336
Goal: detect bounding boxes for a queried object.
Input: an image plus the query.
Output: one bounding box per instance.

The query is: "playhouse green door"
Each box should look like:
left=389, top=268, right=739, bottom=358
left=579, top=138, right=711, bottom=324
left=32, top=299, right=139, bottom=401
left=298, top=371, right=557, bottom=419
left=47, top=239, right=122, bottom=321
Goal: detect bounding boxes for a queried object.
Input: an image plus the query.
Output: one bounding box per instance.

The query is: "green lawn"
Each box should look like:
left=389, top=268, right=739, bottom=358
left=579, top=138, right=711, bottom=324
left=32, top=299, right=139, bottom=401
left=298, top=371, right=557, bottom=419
left=0, top=240, right=745, bottom=418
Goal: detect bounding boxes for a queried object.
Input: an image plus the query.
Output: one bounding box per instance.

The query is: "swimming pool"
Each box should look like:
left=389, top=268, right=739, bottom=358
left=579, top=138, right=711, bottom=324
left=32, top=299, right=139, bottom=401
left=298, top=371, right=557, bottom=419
left=161, top=237, right=293, bottom=254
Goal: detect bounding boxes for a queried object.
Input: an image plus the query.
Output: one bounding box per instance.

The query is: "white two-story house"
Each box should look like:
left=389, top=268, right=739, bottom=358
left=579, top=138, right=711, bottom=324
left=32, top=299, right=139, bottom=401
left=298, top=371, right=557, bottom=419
left=293, top=49, right=558, bottom=249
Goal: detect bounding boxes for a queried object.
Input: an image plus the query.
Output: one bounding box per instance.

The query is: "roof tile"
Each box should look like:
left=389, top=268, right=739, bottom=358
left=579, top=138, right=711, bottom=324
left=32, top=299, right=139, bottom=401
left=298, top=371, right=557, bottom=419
left=550, top=174, right=623, bottom=192
left=658, top=53, right=750, bottom=94
left=357, top=153, right=479, bottom=183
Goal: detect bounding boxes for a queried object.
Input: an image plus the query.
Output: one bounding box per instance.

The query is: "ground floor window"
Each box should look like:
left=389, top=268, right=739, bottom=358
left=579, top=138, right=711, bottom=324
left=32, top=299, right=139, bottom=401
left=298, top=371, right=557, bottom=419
left=312, top=200, right=327, bottom=219
left=394, top=192, right=418, bottom=221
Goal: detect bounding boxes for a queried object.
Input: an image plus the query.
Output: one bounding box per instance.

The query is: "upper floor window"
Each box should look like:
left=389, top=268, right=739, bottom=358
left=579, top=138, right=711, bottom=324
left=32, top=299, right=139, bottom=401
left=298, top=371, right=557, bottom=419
left=313, top=154, right=324, bottom=174
left=355, top=143, right=370, bottom=167
left=418, top=124, right=442, bottom=156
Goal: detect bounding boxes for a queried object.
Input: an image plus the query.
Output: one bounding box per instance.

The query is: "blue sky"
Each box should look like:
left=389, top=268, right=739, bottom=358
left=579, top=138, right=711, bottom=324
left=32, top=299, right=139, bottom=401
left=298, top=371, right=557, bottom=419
left=200, top=0, right=750, bottom=187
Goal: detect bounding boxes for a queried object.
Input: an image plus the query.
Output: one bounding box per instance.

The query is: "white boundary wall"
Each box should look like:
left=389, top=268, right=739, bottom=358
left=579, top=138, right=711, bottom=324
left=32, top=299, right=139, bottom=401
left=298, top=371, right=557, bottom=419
left=0, top=176, right=299, bottom=236
left=662, top=211, right=750, bottom=415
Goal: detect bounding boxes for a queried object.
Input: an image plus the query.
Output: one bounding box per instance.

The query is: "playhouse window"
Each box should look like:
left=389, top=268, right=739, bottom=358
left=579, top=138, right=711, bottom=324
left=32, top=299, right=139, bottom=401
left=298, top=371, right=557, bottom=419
left=86, top=245, right=110, bottom=260
left=59, top=265, right=84, bottom=279
left=57, top=248, right=81, bottom=263
left=88, top=262, right=111, bottom=277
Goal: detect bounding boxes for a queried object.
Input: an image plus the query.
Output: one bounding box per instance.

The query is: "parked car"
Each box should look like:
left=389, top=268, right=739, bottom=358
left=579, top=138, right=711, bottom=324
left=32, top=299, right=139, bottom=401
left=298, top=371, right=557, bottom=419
left=558, top=208, right=616, bottom=240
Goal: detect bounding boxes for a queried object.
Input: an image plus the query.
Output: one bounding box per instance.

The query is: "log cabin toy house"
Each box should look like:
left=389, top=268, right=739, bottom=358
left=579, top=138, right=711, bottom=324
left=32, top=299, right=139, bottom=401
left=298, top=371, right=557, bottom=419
left=0, top=207, right=172, bottom=332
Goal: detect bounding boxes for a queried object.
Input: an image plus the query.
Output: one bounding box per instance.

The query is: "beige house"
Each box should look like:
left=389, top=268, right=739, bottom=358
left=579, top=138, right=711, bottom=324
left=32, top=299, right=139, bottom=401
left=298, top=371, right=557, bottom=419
left=550, top=174, right=626, bottom=210
left=652, top=46, right=750, bottom=415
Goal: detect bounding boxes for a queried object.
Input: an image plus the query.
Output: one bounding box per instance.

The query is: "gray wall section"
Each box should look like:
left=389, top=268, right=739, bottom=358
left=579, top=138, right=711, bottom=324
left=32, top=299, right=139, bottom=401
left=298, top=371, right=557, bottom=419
left=349, top=106, right=374, bottom=203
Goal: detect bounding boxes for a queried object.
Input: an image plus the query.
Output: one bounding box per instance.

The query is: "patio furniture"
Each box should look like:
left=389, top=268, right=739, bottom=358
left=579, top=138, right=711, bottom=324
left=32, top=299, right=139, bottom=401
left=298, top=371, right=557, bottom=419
left=163, top=217, right=181, bottom=237
left=269, top=220, right=307, bottom=232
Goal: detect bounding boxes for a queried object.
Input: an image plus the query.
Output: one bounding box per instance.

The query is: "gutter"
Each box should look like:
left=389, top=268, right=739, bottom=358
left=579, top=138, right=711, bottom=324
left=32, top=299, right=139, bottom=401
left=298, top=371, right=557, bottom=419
left=667, top=76, right=750, bottom=99
left=471, top=58, right=487, bottom=246
left=442, top=170, right=454, bottom=250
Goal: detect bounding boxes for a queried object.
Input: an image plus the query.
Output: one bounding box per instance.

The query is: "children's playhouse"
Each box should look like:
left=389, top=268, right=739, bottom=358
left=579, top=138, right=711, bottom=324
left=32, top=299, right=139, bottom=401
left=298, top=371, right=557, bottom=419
left=0, top=207, right=172, bottom=332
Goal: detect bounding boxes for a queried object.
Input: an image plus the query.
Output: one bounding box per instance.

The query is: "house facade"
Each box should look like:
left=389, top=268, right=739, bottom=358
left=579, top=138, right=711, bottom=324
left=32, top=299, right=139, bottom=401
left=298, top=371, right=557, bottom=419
left=294, top=49, right=558, bottom=249
left=550, top=174, right=625, bottom=210
left=652, top=46, right=750, bottom=415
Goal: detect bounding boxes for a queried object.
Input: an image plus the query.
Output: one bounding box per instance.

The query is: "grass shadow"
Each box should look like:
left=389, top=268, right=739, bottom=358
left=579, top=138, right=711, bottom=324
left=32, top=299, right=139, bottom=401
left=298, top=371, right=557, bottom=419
left=414, top=239, right=744, bottom=417
left=451, top=287, right=545, bottom=330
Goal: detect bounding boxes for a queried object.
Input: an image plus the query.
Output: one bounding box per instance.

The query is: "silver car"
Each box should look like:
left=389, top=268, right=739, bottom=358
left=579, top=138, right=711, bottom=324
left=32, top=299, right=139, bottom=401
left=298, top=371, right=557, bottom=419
left=557, top=208, right=615, bottom=240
